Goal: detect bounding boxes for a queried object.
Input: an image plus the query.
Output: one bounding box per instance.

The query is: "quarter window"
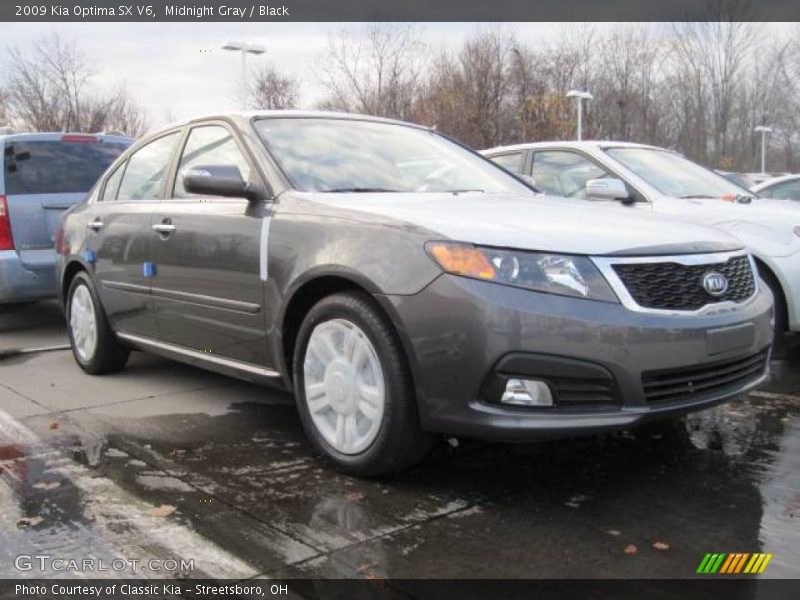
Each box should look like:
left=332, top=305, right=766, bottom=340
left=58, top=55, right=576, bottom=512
left=531, top=151, right=611, bottom=199
left=101, top=162, right=126, bottom=202
left=117, top=133, right=180, bottom=201
left=173, top=126, right=252, bottom=198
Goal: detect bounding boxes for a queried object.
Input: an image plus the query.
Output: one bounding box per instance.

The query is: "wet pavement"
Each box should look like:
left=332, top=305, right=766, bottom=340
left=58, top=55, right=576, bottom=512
left=1, top=301, right=799, bottom=584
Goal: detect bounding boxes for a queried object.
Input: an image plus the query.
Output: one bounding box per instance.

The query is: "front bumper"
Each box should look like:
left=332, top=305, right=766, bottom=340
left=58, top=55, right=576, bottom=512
left=381, top=274, right=774, bottom=441
left=0, top=249, right=58, bottom=304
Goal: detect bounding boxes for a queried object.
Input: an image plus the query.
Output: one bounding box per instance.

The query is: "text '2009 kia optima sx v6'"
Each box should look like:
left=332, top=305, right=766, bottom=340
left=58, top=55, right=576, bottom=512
left=56, top=112, right=773, bottom=475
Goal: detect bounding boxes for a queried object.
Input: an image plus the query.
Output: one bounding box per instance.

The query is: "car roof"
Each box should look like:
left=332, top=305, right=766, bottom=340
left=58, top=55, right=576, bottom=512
left=751, top=173, right=800, bottom=192
left=0, top=132, right=133, bottom=144
left=481, top=140, right=669, bottom=155
left=154, top=110, right=431, bottom=135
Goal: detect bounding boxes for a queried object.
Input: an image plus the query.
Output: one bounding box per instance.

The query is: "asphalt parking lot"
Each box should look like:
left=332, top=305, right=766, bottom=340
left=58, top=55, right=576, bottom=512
left=1, top=301, right=799, bottom=585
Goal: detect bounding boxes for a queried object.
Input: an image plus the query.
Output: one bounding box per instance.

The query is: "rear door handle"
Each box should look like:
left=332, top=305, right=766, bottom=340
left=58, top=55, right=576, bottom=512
left=152, top=224, right=176, bottom=234
left=87, top=220, right=104, bottom=231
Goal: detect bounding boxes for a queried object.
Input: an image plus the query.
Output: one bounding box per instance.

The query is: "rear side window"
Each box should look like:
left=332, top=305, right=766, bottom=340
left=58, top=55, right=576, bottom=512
left=489, top=152, right=523, bottom=174
left=3, top=140, right=128, bottom=195
left=117, top=133, right=180, bottom=201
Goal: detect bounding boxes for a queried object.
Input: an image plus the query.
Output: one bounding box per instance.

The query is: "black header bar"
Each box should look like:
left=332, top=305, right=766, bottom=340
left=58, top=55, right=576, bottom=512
left=4, top=0, right=800, bottom=22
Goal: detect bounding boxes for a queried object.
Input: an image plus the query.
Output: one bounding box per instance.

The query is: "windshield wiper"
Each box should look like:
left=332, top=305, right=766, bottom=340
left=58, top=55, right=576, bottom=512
left=679, top=194, right=716, bottom=199
left=323, top=187, right=401, bottom=193
left=446, top=189, right=484, bottom=194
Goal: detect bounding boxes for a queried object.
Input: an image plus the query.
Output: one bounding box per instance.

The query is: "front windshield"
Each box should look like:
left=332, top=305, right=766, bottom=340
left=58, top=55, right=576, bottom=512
left=254, top=118, right=530, bottom=194
left=605, top=147, right=752, bottom=199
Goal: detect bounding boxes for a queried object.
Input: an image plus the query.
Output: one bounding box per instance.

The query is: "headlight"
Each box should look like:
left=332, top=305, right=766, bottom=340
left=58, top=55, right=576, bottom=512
left=426, top=241, right=618, bottom=302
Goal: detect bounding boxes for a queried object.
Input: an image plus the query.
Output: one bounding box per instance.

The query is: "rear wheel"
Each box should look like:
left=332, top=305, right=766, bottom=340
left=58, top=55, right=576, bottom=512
left=66, top=272, right=130, bottom=374
left=293, top=292, right=432, bottom=476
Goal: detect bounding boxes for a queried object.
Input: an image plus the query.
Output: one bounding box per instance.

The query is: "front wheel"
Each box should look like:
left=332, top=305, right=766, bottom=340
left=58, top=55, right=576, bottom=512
left=66, top=271, right=130, bottom=374
left=293, top=292, right=432, bottom=476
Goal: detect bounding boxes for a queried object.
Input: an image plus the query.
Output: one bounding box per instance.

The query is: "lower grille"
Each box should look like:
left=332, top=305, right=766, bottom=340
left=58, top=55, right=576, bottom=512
left=550, top=377, right=619, bottom=408
left=642, top=349, right=769, bottom=404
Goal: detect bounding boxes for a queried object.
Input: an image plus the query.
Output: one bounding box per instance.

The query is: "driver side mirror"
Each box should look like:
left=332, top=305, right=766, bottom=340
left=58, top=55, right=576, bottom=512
left=585, top=178, right=631, bottom=201
left=183, top=164, right=266, bottom=202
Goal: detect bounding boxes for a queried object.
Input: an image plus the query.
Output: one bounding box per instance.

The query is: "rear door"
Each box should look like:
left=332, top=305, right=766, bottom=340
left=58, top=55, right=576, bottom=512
left=150, top=122, right=269, bottom=365
left=85, top=131, right=181, bottom=337
left=2, top=135, right=129, bottom=271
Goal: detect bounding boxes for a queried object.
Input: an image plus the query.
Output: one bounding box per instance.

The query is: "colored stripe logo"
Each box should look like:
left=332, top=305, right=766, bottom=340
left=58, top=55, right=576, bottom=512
left=697, top=552, right=773, bottom=574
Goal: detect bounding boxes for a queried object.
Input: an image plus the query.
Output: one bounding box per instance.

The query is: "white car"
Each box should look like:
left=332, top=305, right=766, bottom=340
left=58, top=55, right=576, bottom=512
left=482, top=141, right=800, bottom=338
left=751, top=174, right=800, bottom=203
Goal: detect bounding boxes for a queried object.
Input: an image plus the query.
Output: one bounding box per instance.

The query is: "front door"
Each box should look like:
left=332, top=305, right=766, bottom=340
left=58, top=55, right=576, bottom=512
left=87, top=131, right=181, bottom=337
left=150, top=123, right=269, bottom=365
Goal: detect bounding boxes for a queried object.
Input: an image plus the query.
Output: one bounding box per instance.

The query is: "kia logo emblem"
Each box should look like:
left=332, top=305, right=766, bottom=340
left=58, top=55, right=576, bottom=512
left=702, top=272, right=729, bottom=296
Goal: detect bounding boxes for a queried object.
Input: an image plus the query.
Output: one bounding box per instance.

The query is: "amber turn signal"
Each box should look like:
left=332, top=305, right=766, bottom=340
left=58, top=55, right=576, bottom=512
left=427, top=242, right=496, bottom=280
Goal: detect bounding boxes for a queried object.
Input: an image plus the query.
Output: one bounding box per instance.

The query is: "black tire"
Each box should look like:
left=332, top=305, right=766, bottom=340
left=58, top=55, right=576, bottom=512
left=293, top=291, right=432, bottom=476
left=66, top=271, right=130, bottom=374
left=759, top=268, right=788, bottom=353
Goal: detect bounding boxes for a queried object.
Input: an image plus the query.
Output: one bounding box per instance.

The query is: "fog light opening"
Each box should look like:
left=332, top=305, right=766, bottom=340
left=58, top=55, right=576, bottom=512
left=501, top=379, right=554, bottom=407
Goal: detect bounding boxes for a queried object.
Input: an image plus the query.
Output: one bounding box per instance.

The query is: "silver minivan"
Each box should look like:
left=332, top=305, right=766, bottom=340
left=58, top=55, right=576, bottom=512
left=1, top=132, right=131, bottom=304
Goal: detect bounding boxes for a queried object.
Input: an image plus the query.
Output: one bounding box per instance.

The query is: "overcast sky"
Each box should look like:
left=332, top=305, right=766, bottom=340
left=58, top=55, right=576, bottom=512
left=3, top=22, right=791, bottom=132
left=1, top=22, right=607, bottom=129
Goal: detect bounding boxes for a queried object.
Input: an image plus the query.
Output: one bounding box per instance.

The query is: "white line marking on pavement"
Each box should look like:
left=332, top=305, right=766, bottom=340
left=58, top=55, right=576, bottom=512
left=0, top=344, right=70, bottom=359
left=750, top=391, right=800, bottom=402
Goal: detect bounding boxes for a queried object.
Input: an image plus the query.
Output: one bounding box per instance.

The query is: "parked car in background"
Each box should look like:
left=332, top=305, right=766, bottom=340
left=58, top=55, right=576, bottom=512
left=1, top=132, right=132, bottom=304
left=751, top=174, right=800, bottom=201
left=482, top=141, right=800, bottom=341
left=716, top=171, right=762, bottom=189
left=56, top=112, right=773, bottom=475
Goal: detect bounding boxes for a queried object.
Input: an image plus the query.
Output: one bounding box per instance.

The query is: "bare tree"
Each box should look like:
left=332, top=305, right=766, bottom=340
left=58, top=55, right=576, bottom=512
left=3, top=32, right=147, bottom=136
left=413, top=30, right=514, bottom=148
left=317, top=23, right=426, bottom=119
left=249, top=63, right=300, bottom=110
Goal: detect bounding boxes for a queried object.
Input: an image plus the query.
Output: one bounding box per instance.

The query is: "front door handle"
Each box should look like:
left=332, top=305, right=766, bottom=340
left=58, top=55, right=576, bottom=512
left=87, top=219, right=104, bottom=231
left=152, top=222, right=176, bottom=235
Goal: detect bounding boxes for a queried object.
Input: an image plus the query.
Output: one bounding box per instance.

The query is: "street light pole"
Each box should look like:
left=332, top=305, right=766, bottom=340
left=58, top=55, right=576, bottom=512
left=222, top=41, right=266, bottom=110
left=566, top=90, right=593, bottom=141
left=754, top=125, right=772, bottom=174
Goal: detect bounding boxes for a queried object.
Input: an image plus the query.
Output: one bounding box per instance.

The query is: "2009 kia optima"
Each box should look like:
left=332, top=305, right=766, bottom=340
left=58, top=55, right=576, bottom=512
left=56, top=112, right=773, bottom=475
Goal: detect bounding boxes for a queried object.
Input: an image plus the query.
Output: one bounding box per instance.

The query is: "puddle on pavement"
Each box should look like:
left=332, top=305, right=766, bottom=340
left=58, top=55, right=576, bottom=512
left=0, top=348, right=798, bottom=579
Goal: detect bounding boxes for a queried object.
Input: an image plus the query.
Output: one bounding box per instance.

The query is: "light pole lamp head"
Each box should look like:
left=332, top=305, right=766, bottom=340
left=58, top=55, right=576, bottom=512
left=567, top=90, right=593, bottom=101
left=222, top=41, right=266, bottom=55
left=754, top=126, right=773, bottom=134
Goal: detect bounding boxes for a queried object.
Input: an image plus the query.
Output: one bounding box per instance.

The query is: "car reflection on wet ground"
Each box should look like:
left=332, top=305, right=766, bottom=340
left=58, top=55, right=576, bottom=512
left=0, top=301, right=798, bottom=584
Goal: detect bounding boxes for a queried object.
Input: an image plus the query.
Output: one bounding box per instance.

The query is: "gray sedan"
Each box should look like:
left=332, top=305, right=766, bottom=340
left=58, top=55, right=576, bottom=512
left=56, top=112, right=773, bottom=475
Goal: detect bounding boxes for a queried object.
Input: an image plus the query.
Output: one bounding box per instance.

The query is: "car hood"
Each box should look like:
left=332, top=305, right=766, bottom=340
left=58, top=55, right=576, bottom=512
left=303, top=192, right=742, bottom=256
left=656, top=195, right=800, bottom=224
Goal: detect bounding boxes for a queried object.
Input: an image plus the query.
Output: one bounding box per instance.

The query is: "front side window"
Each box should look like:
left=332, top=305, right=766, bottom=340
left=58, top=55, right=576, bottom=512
left=3, top=140, right=128, bottom=196
left=763, top=179, right=800, bottom=201
left=605, top=147, right=752, bottom=199
left=531, top=151, right=610, bottom=199
left=253, top=118, right=530, bottom=195
left=489, top=152, right=523, bottom=174
left=173, top=126, right=252, bottom=198
left=117, top=133, right=180, bottom=201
